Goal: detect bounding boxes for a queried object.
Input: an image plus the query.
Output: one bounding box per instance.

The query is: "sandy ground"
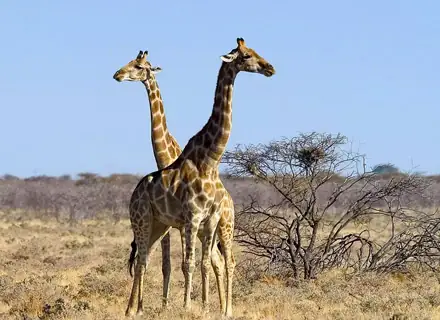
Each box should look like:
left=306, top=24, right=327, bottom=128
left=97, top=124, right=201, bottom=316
left=0, top=216, right=439, bottom=320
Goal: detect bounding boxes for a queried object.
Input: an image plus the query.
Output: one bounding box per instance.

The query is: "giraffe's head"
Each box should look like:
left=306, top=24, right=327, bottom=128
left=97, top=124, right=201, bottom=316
left=220, top=38, right=275, bottom=77
left=113, top=50, right=162, bottom=82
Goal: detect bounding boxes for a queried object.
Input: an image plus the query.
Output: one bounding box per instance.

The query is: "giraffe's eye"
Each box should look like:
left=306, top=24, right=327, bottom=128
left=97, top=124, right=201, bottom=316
left=134, top=65, right=143, bottom=70
left=243, top=54, right=252, bottom=60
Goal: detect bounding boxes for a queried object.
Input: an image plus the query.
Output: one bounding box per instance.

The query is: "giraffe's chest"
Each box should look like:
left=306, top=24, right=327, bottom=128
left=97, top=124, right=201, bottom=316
left=149, top=180, right=224, bottom=228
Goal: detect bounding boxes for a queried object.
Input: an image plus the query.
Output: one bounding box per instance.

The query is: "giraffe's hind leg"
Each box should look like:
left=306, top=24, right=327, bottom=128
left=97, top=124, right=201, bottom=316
left=125, top=209, right=170, bottom=317
left=125, top=210, right=153, bottom=317
left=136, top=220, right=171, bottom=316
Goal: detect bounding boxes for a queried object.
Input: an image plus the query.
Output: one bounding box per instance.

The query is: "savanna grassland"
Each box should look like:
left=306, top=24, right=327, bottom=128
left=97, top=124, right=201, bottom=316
left=1, top=174, right=440, bottom=319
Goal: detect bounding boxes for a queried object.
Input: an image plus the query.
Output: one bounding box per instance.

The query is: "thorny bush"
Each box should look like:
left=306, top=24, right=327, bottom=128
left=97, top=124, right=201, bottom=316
left=222, top=132, right=440, bottom=280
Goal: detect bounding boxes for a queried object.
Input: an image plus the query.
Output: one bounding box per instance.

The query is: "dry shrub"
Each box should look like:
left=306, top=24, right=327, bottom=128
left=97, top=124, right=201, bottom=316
left=2, top=277, right=68, bottom=319
left=223, top=133, right=440, bottom=280
left=77, top=272, right=127, bottom=300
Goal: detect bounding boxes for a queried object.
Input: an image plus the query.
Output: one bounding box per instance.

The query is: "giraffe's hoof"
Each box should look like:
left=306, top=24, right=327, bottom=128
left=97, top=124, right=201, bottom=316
left=224, top=310, right=233, bottom=318
left=125, top=308, right=136, bottom=317
left=136, top=310, right=143, bottom=316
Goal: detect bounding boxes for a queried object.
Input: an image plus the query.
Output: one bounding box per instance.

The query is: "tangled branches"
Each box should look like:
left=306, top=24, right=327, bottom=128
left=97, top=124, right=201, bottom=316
left=223, top=132, right=438, bottom=279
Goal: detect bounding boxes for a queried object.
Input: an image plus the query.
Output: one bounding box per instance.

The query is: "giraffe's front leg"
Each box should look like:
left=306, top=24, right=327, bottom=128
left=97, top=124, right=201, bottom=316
left=209, top=233, right=226, bottom=314
left=218, top=222, right=236, bottom=318
left=197, top=227, right=226, bottom=314
left=161, top=232, right=171, bottom=307
left=183, top=214, right=201, bottom=310
left=179, top=226, right=186, bottom=276
left=200, top=216, right=220, bottom=312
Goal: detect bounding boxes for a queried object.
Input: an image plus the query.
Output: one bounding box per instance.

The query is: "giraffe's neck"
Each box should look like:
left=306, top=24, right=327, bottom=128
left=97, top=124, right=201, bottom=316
left=143, top=77, right=182, bottom=169
left=181, top=63, right=237, bottom=169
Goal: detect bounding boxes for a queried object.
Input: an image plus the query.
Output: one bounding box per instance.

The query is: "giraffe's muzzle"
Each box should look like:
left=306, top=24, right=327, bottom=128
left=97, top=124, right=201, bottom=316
left=263, top=63, right=276, bottom=77
left=113, top=70, right=124, bottom=82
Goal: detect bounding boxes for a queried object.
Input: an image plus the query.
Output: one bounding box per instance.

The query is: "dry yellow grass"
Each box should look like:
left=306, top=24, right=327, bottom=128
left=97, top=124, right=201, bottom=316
left=0, top=214, right=439, bottom=320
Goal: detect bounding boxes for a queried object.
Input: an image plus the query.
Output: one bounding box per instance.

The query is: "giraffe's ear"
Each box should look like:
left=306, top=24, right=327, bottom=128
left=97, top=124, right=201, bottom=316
left=151, top=66, right=162, bottom=74
left=220, top=50, right=239, bottom=63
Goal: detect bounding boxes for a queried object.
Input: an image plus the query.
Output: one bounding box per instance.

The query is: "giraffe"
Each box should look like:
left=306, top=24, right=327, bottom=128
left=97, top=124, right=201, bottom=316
left=112, top=50, right=234, bottom=312
left=123, top=38, right=275, bottom=317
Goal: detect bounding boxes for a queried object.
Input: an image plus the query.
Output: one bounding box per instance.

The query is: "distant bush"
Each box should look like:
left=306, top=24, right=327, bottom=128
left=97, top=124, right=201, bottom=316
left=0, top=165, right=439, bottom=224
left=58, top=174, right=72, bottom=181
left=24, top=175, right=58, bottom=182
left=372, top=163, right=399, bottom=175
left=100, top=174, right=140, bottom=185
left=75, top=172, right=101, bottom=186
left=2, top=174, right=20, bottom=181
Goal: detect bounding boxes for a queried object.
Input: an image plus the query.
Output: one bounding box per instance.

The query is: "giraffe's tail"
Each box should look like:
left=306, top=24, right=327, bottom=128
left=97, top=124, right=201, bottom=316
left=128, top=239, right=137, bottom=277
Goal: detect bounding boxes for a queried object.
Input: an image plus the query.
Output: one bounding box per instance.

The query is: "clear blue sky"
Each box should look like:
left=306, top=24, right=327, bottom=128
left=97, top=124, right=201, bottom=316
left=1, top=1, right=439, bottom=177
